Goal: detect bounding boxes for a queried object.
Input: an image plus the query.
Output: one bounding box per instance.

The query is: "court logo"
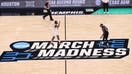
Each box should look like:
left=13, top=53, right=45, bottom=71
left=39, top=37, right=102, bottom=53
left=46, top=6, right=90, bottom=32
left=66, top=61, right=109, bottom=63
left=0, top=39, right=130, bottom=62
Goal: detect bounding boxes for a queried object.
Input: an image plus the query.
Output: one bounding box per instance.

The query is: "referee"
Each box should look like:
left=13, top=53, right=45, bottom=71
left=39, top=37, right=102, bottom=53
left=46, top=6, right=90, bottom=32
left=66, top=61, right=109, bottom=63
left=101, top=0, right=109, bottom=14
left=43, top=1, right=54, bottom=21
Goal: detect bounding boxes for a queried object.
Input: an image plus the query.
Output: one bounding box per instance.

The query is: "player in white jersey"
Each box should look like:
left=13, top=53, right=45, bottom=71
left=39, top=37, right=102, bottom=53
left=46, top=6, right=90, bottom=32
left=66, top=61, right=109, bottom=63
left=50, top=20, right=60, bottom=45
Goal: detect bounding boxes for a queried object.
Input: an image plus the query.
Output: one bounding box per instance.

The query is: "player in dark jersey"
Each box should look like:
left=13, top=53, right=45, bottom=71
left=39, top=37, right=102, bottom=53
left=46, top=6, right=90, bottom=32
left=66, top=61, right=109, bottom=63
left=43, top=1, right=54, bottom=21
left=100, top=24, right=109, bottom=47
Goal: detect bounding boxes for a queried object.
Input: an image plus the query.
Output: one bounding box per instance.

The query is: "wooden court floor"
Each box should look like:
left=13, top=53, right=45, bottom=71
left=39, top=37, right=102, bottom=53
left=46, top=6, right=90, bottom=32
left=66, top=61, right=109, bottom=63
left=0, top=15, right=132, bottom=74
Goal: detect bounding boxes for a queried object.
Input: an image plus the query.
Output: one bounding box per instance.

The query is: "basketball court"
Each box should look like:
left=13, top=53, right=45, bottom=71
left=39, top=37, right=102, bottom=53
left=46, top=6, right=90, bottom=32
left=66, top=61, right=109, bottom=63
left=0, top=14, right=132, bottom=74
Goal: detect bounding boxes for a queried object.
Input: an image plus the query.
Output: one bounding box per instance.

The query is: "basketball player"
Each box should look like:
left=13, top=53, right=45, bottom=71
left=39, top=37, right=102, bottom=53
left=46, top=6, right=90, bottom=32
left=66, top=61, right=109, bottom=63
left=43, top=0, right=54, bottom=21
left=50, top=20, right=61, bottom=45
left=101, top=0, right=109, bottom=14
left=100, top=24, right=109, bottom=47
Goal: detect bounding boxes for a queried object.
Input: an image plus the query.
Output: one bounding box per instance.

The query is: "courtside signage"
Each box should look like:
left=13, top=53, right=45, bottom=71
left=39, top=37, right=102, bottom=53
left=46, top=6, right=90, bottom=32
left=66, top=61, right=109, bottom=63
left=0, top=39, right=130, bottom=62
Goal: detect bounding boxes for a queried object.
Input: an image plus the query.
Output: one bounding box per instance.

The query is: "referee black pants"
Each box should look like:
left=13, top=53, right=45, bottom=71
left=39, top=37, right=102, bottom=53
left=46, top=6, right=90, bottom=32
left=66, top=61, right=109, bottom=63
left=103, top=3, right=109, bottom=12
left=43, top=9, right=53, bottom=20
